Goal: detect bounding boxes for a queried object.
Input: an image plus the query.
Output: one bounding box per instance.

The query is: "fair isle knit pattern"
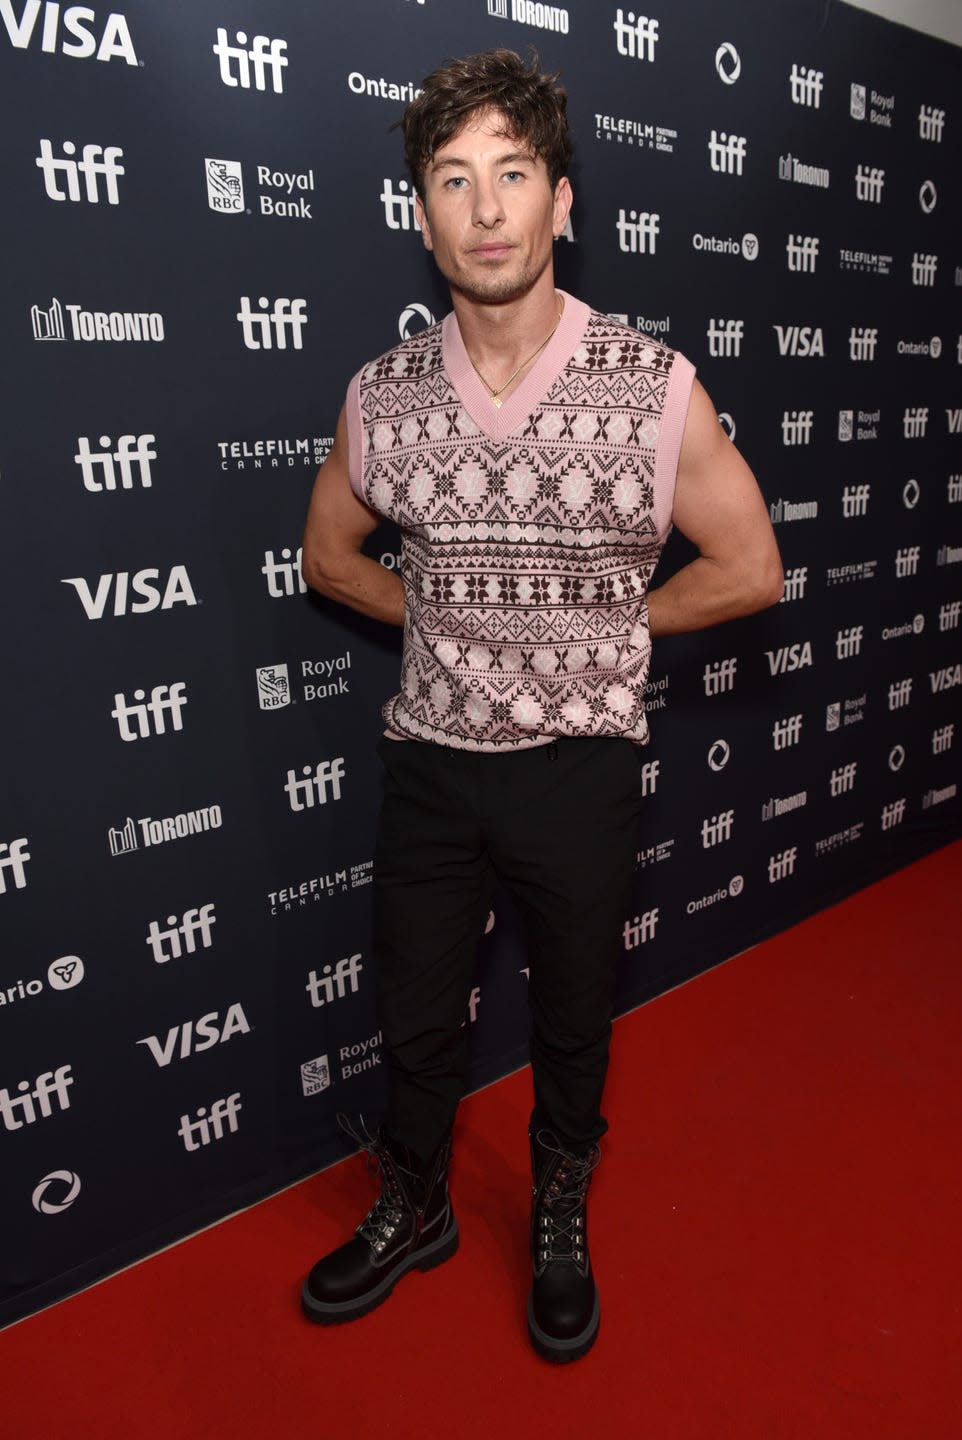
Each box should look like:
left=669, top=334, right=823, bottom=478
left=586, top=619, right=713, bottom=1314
left=347, top=292, right=695, bottom=752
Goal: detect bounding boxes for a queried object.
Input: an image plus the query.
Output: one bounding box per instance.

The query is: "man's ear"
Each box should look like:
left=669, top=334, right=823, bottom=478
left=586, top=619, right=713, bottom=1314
left=552, top=176, right=573, bottom=238
left=415, top=194, right=434, bottom=251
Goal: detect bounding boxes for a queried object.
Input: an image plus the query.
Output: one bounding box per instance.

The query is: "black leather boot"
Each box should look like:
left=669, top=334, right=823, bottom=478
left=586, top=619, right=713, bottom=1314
left=302, top=1119, right=458, bottom=1324
left=527, top=1128, right=601, bottom=1363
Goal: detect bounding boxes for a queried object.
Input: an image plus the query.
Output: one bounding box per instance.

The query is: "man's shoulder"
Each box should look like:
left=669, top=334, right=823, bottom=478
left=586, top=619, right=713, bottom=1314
left=581, top=307, right=685, bottom=369
left=356, top=319, right=446, bottom=390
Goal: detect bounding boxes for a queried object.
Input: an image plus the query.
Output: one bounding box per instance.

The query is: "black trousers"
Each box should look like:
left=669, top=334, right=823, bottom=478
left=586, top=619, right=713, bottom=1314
left=372, top=735, right=644, bottom=1162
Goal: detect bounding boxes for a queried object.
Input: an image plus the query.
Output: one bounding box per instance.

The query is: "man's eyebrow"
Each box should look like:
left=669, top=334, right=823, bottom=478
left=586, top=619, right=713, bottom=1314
left=430, top=150, right=536, bottom=172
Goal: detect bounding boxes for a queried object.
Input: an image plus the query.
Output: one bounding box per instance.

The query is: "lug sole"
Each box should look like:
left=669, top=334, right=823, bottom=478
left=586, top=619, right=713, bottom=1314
left=301, top=1219, right=459, bottom=1325
left=526, top=1289, right=600, bottom=1364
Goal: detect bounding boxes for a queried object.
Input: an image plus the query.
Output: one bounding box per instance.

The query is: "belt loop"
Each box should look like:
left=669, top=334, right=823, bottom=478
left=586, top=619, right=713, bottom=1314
left=547, top=742, right=558, bottom=762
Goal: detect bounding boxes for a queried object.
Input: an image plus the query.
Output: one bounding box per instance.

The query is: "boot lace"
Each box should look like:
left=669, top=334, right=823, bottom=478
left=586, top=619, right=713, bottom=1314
left=535, top=1131, right=600, bottom=1266
left=338, top=1113, right=412, bottom=1256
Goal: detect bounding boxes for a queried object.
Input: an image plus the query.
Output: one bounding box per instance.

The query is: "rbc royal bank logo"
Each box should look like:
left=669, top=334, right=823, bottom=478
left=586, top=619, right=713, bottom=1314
left=206, top=158, right=244, bottom=213
left=256, top=664, right=291, bottom=710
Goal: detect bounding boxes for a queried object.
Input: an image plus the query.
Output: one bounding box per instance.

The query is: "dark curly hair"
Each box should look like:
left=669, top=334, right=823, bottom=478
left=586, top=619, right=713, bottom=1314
left=400, top=49, right=570, bottom=199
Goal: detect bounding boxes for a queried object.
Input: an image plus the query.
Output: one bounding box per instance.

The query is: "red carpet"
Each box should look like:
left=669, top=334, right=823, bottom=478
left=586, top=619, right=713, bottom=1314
left=4, top=842, right=960, bottom=1440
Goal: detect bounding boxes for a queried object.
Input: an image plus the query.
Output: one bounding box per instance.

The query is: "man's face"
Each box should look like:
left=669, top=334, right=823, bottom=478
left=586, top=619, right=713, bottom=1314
left=415, top=109, right=572, bottom=306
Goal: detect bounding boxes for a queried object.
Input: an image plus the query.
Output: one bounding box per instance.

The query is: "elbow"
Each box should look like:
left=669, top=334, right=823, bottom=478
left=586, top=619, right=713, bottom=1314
left=759, top=554, right=785, bottom=609
left=300, top=544, right=337, bottom=598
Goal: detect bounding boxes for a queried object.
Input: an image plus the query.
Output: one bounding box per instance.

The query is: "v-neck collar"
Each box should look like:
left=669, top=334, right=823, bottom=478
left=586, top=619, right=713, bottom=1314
left=441, top=289, right=590, bottom=442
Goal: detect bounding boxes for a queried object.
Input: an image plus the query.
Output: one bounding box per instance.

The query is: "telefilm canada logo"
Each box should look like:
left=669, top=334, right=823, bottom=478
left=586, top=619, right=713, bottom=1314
left=595, top=110, right=676, bottom=154
left=31, top=296, right=164, bottom=342
left=218, top=435, right=331, bottom=471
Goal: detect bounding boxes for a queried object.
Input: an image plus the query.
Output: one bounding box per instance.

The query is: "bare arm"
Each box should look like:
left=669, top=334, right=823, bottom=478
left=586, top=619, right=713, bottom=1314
left=646, top=379, right=783, bottom=636
left=301, top=404, right=405, bottom=627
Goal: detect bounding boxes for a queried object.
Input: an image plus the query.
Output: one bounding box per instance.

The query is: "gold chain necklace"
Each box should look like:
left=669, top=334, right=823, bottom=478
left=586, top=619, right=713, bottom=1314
left=468, top=297, right=563, bottom=409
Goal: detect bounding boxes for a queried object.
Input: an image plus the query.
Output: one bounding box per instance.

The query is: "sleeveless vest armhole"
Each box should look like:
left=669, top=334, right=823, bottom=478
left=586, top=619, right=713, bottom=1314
left=345, top=368, right=366, bottom=502
left=653, top=351, right=696, bottom=539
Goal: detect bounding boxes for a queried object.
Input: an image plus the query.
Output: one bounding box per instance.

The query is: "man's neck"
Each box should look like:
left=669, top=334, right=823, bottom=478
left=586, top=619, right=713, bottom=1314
left=450, top=273, right=562, bottom=377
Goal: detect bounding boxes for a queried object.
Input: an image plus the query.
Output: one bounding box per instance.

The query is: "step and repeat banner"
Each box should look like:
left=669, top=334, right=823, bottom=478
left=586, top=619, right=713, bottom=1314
left=1, top=0, right=959, bottom=1326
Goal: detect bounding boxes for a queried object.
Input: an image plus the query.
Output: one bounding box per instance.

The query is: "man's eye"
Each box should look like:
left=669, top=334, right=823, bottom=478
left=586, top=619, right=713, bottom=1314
left=446, top=176, right=467, bottom=189
left=503, top=171, right=524, bottom=182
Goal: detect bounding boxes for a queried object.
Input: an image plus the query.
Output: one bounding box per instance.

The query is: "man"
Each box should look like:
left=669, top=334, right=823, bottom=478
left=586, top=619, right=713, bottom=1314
left=299, top=49, right=782, bottom=1362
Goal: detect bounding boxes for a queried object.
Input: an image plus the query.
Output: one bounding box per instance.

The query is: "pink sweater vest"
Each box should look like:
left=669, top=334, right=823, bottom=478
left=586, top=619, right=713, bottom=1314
left=346, top=292, right=695, bottom=751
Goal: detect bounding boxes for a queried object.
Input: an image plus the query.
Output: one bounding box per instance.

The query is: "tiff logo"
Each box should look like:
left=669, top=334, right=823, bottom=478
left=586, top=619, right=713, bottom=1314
left=918, top=105, right=945, bottom=142
left=939, top=600, right=961, bottom=630
left=768, top=847, right=797, bottom=882
left=842, top=484, right=870, bottom=517
left=306, top=953, right=363, bottom=1007
left=786, top=235, right=819, bottom=272
left=950, top=477, right=962, bottom=503
left=262, top=547, right=306, bottom=597
left=830, top=762, right=857, bottom=796
left=179, top=1093, right=241, bottom=1151
left=112, top=683, right=187, bottom=742
left=932, top=723, right=954, bottom=754
left=948, top=410, right=962, bottom=435
left=639, top=759, right=659, bottom=796
left=781, top=566, right=808, bottom=602
left=146, top=904, right=216, bottom=963
left=237, top=296, right=307, bottom=350
left=0, top=1065, right=73, bottom=1131
left=708, top=130, right=747, bottom=176
left=888, top=678, right=912, bottom=710
left=381, top=178, right=420, bottom=231
left=705, top=319, right=743, bottom=358
left=75, top=434, right=155, bottom=491
left=284, top=758, right=345, bottom=811
left=855, top=164, right=885, bottom=202
left=835, top=626, right=864, bottom=659
left=212, top=28, right=288, bottom=92
left=772, top=714, right=803, bottom=750
left=903, top=407, right=929, bottom=438
left=704, top=658, right=737, bottom=695
left=701, top=810, right=734, bottom=847
left=616, top=209, right=659, bottom=254
left=790, top=64, right=823, bottom=107
left=782, top=410, right=814, bottom=445
left=623, top=909, right=659, bottom=948
left=911, top=253, right=938, bottom=287
left=881, top=798, right=906, bottom=830
left=849, top=327, right=878, bottom=361
left=895, top=546, right=920, bottom=578
left=0, top=837, right=31, bottom=894
left=36, top=139, right=124, bottom=204
left=613, top=9, right=659, bottom=61
left=707, top=318, right=743, bottom=357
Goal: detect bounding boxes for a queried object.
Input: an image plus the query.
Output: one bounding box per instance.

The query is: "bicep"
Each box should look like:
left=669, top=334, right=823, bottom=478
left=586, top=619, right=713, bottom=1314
left=670, top=379, right=774, bottom=563
left=303, top=404, right=380, bottom=561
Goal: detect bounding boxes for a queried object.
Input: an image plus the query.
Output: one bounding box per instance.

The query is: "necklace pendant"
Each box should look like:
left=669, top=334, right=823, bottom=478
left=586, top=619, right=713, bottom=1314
left=492, top=395, right=503, bottom=409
